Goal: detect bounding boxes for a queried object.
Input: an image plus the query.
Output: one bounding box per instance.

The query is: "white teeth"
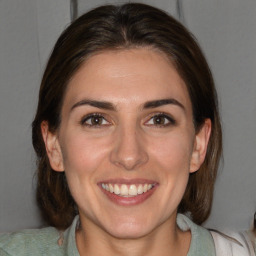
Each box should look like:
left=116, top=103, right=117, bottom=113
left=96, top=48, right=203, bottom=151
left=120, top=184, right=129, bottom=196
left=137, top=184, right=143, bottom=194
left=101, top=183, right=155, bottom=197
left=129, top=185, right=137, bottom=196
left=114, top=184, right=120, bottom=195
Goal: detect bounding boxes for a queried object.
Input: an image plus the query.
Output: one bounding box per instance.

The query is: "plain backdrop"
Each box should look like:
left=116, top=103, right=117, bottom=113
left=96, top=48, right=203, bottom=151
left=0, top=0, right=255, bottom=232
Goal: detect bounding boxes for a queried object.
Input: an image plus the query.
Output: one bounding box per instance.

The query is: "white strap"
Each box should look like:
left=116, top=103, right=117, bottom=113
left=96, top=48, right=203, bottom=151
left=210, top=230, right=255, bottom=256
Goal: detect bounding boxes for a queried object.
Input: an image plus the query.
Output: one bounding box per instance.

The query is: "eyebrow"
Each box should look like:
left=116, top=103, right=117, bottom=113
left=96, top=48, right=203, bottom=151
left=71, top=98, right=185, bottom=112
left=71, top=99, right=116, bottom=111
left=143, top=98, right=185, bottom=110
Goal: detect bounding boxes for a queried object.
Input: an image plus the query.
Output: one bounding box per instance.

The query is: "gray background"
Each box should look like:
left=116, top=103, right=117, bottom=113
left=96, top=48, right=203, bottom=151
left=0, top=0, right=255, bottom=232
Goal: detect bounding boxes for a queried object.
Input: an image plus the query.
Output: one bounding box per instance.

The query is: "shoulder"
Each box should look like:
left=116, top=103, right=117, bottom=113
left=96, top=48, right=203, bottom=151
left=0, top=216, right=79, bottom=256
left=177, top=214, right=215, bottom=256
left=0, top=226, right=64, bottom=256
left=210, top=229, right=256, bottom=256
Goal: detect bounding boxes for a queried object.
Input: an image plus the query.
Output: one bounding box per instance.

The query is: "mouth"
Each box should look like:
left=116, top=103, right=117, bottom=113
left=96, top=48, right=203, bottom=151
left=98, top=180, right=158, bottom=206
left=101, top=183, right=155, bottom=197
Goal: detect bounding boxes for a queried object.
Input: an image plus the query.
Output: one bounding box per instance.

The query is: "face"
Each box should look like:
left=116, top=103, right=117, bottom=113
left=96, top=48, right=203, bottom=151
left=42, top=48, right=210, bottom=239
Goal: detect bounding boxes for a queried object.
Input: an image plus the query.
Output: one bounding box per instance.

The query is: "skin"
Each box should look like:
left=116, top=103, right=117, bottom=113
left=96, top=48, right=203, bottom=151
left=42, top=48, right=211, bottom=256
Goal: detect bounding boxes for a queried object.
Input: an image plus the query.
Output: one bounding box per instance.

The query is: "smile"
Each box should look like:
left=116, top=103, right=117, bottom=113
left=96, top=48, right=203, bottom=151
left=101, top=183, right=155, bottom=197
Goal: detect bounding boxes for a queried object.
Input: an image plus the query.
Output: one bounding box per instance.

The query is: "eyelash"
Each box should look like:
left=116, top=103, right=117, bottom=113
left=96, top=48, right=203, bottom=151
left=80, top=112, right=176, bottom=128
left=80, top=113, right=110, bottom=127
left=145, top=113, right=176, bottom=127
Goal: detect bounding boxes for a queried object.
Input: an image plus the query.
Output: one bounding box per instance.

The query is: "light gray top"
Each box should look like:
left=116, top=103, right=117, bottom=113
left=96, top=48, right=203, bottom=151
left=0, top=214, right=215, bottom=255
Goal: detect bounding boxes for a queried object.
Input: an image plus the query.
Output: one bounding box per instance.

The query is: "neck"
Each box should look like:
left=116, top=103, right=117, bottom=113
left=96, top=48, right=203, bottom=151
left=76, top=215, right=191, bottom=256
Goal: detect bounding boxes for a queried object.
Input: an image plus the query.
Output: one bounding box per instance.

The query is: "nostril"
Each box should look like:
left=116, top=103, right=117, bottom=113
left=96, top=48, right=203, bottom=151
left=109, top=127, right=148, bottom=170
left=109, top=145, right=149, bottom=170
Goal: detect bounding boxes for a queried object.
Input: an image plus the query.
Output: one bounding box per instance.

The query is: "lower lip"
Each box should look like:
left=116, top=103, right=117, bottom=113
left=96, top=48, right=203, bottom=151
left=99, top=185, right=157, bottom=206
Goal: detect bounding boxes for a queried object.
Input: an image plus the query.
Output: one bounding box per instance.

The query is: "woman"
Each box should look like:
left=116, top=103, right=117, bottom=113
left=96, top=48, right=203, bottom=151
left=0, top=3, right=253, bottom=256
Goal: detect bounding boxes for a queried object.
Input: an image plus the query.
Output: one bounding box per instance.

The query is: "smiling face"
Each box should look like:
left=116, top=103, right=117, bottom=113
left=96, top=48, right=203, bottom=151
left=42, top=48, right=210, bottom=239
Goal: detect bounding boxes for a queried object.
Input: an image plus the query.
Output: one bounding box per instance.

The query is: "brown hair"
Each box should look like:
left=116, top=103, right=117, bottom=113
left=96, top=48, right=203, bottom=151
left=32, top=3, right=222, bottom=229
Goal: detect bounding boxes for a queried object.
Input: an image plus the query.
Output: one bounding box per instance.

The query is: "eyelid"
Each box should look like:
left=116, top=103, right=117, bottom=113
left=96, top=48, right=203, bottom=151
left=144, top=112, right=176, bottom=126
left=80, top=112, right=112, bottom=127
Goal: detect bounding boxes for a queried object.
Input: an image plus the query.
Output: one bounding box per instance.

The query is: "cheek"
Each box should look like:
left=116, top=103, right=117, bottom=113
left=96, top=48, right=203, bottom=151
left=60, top=131, right=111, bottom=175
left=59, top=132, right=111, bottom=209
left=150, top=132, right=194, bottom=173
left=150, top=134, right=193, bottom=213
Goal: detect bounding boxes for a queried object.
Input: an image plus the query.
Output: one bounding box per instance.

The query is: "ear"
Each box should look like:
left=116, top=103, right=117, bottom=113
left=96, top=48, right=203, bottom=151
left=41, top=121, right=64, bottom=172
left=190, top=119, right=211, bottom=173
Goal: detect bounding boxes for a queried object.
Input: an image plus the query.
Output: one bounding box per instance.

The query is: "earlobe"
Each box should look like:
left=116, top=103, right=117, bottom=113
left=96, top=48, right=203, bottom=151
left=41, top=121, right=64, bottom=172
left=190, top=119, right=211, bottom=173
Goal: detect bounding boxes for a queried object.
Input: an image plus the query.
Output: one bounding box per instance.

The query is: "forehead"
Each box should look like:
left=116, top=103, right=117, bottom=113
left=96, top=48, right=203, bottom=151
left=64, top=48, right=192, bottom=111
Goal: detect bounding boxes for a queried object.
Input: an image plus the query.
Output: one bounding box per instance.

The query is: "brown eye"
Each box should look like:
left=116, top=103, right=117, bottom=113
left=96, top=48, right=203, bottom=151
left=81, top=114, right=110, bottom=127
left=146, top=114, right=176, bottom=127
left=90, top=116, right=103, bottom=125
left=153, top=116, right=166, bottom=125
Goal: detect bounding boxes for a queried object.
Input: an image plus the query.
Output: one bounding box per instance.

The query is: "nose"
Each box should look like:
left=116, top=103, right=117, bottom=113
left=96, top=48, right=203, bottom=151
left=110, top=124, right=149, bottom=170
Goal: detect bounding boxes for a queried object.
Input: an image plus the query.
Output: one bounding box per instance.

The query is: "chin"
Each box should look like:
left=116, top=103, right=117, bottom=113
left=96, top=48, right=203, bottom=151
left=102, top=215, right=156, bottom=239
left=107, top=224, right=150, bottom=239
